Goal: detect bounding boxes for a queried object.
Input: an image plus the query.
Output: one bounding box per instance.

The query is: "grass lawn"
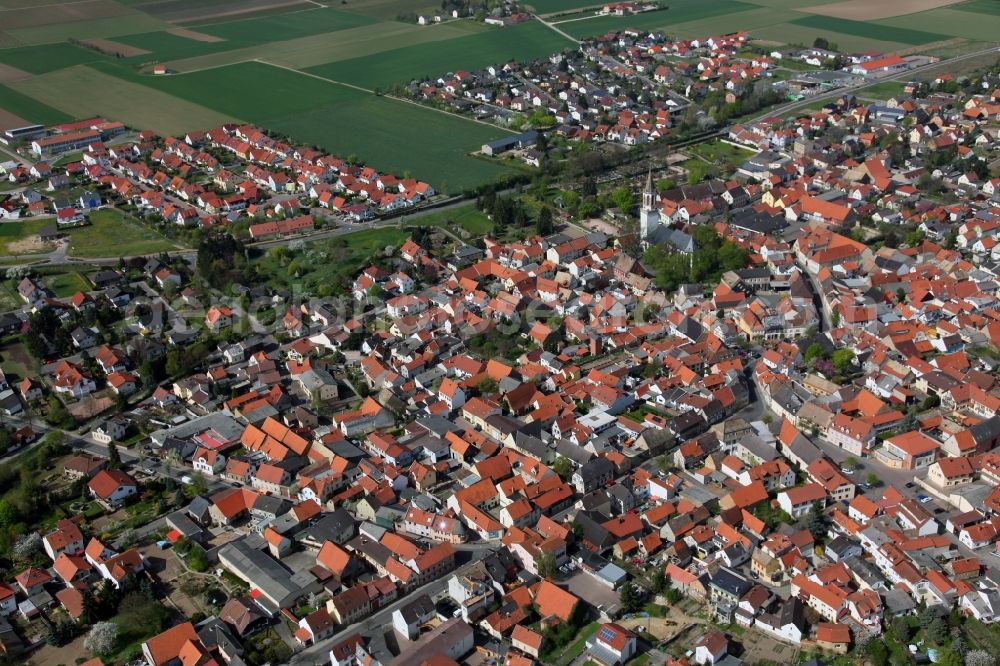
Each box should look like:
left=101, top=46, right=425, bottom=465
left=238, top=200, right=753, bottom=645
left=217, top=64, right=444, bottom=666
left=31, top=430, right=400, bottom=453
left=66, top=209, right=180, bottom=258
left=0, top=84, right=73, bottom=126
left=0, top=341, right=37, bottom=380
left=307, top=21, right=573, bottom=89
left=0, top=281, right=20, bottom=312
left=686, top=140, right=755, bottom=164
left=44, top=271, right=90, bottom=298
left=0, top=218, right=48, bottom=253
left=99, top=60, right=515, bottom=191
left=856, top=80, right=906, bottom=100
left=409, top=203, right=492, bottom=235
left=553, top=622, right=599, bottom=666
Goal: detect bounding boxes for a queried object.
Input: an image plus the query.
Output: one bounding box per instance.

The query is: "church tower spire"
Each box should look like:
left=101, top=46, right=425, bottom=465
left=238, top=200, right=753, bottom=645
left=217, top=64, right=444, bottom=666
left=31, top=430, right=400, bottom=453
left=640, top=167, right=660, bottom=244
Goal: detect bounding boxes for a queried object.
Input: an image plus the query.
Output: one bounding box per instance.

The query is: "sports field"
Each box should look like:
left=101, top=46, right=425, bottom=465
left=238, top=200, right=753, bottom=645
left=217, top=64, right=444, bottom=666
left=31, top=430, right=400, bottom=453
left=307, top=21, right=573, bottom=90
left=10, top=65, right=238, bottom=135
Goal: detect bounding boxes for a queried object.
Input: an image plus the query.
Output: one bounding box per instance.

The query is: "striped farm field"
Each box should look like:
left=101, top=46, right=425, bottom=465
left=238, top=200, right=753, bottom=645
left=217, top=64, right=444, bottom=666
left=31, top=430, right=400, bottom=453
left=306, top=21, right=573, bottom=89
left=158, top=20, right=480, bottom=72
left=10, top=64, right=238, bottom=135
left=92, top=60, right=516, bottom=191
left=788, top=14, right=951, bottom=45
left=555, top=0, right=758, bottom=39
left=0, top=83, right=73, bottom=126
left=0, top=42, right=110, bottom=74
left=878, top=8, right=1000, bottom=43
left=194, top=7, right=378, bottom=42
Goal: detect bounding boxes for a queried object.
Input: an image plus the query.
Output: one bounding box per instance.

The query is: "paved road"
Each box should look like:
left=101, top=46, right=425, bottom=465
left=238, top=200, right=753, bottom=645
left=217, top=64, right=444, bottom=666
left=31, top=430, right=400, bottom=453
left=747, top=45, right=1000, bottom=123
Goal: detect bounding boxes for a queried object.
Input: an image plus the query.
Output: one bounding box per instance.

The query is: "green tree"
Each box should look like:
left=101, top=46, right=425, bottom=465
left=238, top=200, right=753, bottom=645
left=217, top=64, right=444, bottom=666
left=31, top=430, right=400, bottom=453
left=806, top=501, right=827, bottom=540
left=891, top=615, right=911, bottom=642
left=804, top=343, right=825, bottom=364
left=536, top=550, right=558, bottom=579
left=612, top=187, right=633, bottom=213
left=551, top=457, right=573, bottom=481
left=832, top=348, right=855, bottom=374
left=476, top=376, right=499, bottom=395
left=866, top=472, right=879, bottom=487
left=650, top=569, right=668, bottom=594
left=619, top=583, right=641, bottom=614
left=925, top=617, right=947, bottom=645
left=536, top=206, right=554, bottom=236
left=107, top=442, right=122, bottom=470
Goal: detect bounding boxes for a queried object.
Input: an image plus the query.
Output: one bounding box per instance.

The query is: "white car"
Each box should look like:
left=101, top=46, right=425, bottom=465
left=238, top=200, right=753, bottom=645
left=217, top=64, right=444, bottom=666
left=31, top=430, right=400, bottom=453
left=180, top=475, right=193, bottom=485
left=841, top=467, right=855, bottom=475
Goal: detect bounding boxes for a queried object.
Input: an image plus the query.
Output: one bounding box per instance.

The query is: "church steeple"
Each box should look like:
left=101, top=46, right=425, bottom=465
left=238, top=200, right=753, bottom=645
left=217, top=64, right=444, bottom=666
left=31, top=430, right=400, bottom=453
left=642, top=168, right=654, bottom=211
left=640, top=167, right=660, bottom=244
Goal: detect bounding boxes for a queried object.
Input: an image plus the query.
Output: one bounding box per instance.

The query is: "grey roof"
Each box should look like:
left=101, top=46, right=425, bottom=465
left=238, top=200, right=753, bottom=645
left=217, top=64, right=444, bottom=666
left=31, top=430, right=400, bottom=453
left=710, top=567, right=751, bottom=596
left=396, top=593, right=435, bottom=623
left=150, top=411, right=244, bottom=447
left=218, top=537, right=316, bottom=608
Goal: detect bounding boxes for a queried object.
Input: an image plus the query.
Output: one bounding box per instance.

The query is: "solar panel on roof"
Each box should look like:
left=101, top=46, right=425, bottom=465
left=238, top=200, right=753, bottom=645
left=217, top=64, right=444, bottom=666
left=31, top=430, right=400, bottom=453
left=598, top=627, right=617, bottom=642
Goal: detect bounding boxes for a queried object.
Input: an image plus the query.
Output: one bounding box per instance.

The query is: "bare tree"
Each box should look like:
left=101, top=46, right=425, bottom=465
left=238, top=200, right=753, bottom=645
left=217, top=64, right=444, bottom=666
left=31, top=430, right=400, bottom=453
left=84, top=621, right=118, bottom=657
left=967, top=650, right=996, bottom=666
left=12, top=532, right=41, bottom=561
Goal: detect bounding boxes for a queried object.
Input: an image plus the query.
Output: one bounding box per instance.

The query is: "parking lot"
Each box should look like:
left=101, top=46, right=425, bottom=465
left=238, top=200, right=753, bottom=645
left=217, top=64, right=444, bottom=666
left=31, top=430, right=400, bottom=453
left=564, top=570, right=621, bottom=613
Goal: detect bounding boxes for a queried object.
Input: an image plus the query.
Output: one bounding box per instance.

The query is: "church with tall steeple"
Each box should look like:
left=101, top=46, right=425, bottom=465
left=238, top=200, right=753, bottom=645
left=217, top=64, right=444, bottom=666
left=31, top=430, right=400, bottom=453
left=640, top=169, right=661, bottom=246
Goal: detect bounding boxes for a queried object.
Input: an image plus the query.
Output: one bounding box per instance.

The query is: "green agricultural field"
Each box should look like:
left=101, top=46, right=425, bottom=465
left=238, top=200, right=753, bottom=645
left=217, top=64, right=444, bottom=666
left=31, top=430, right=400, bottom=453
left=94, top=60, right=515, bottom=191
left=788, top=15, right=950, bottom=45
left=555, top=0, right=757, bottom=38
left=337, top=0, right=438, bottom=20
left=158, top=20, right=478, bottom=72
left=196, top=7, right=378, bottom=41
left=879, top=9, right=1000, bottom=43
left=307, top=21, right=573, bottom=89
left=0, top=42, right=109, bottom=75
left=955, top=0, right=1000, bottom=15
left=8, top=13, right=169, bottom=46
left=121, top=0, right=310, bottom=23
left=0, top=84, right=73, bottom=126
left=11, top=64, right=238, bottom=136
left=527, top=0, right=605, bottom=14
left=66, top=209, right=180, bottom=257
left=115, top=30, right=250, bottom=62
left=664, top=5, right=797, bottom=39
left=748, top=23, right=909, bottom=52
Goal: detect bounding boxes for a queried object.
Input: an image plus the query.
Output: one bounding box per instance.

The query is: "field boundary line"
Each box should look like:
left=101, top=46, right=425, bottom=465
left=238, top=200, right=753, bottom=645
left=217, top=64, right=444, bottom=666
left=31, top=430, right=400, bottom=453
left=254, top=59, right=520, bottom=134
left=0, top=0, right=103, bottom=11
left=531, top=13, right=582, bottom=43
